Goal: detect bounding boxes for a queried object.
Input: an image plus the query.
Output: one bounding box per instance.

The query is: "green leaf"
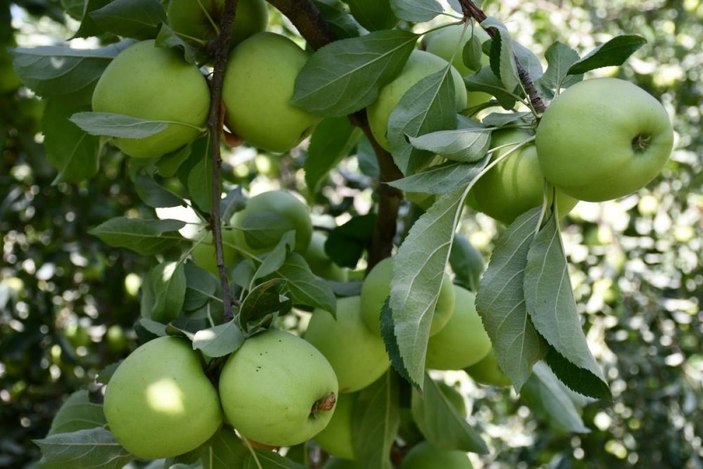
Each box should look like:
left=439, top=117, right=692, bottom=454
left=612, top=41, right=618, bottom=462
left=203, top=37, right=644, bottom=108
left=292, top=30, right=418, bottom=116
left=524, top=215, right=610, bottom=399
left=276, top=253, right=337, bottom=313
left=326, top=214, right=376, bottom=269
left=388, top=158, right=488, bottom=195
left=522, top=362, right=591, bottom=434
left=134, top=173, right=185, bottom=208
left=305, top=117, right=362, bottom=193
left=90, top=0, right=166, bottom=40
left=463, top=34, right=484, bottom=72
left=352, top=372, right=400, bottom=469
left=193, top=321, right=245, bottom=358
left=387, top=67, right=458, bottom=175
left=69, top=112, right=168, bottom=138
left=72, top=0, right=112, bottom=38
left=464, top=66, right=517, bottom=109
left=568, top=35, right=646, bottom=75
left=238, top=278, right=292, bottom=332
left=411, top=375, right=488, bottom=453
left=42, top=95, right=100, bottom=183
left=408, top=128, right=491, bottom=163
left=90, top=217, right=185, bottom=255
left=35, top=427, right=133, bottom=469
left=475, top=208, right=549, bottom=390
left=449, top=233, right=485, bottom=293
left=180, top=136, right=213, bottom=215
left=537, top=42, right=582, bottom=98
left=313, top=0, right=362, bottom=39
left=389, top=0, right=443, bottom=22
left=200, top=428, right=247, bottom=469
left=253, top=232, right=297, bottom=282
left=147, top=261, right=186, bottom=324
left=183, top=262, right=220, bottom=312
left=387, top=187, right=467, bottom=387
left=47, top=391, right=106, bottom=436
left=482, top=17, right=520, bottom=92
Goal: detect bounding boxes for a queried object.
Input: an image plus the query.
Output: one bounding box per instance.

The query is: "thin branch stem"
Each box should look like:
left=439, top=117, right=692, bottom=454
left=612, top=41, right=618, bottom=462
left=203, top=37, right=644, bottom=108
left=207, top=0, right=239, bottom=320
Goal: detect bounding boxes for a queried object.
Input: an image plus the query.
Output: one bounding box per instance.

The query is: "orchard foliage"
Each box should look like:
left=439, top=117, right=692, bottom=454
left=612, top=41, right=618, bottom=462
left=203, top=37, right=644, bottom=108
left=1, top=0, right=701, bottom=468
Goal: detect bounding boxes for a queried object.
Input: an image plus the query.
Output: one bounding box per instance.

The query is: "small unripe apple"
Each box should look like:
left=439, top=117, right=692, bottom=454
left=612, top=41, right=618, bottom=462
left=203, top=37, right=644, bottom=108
left=191, top=230, right=238, bottom=275
left=303, top=232, right=349, bottom=282
left=92, top=40, right=210, bottom=158
left=103, top=336, right=222, bottom=458
left=464, top=349, right=511, bottom=387
left=305, top=296, right=390, bottom=393
left=314, top=392, right=356, bottom=459
left=360, top=257, right=455, bottom=337
left=223, top=32, right=321, bottom=152
left=219, top=329, right=338, bottom=447
left=367, top=50, right=468, bottom=151
left=422, top=24, right=489, bottom=76
left=401, top=441, right=473, bottom=468
left=426, top=286, right=491, bottom=370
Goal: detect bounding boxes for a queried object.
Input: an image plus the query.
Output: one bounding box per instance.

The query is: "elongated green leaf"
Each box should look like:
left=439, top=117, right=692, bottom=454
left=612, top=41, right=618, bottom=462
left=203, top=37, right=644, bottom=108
left=277, top=253, right=336, bottom=313
left=238, top=278, right=292, bottom=331
left=408, top=128, right=490, bottom=163
left=568, top=35, right=646, bottom=75
left=305, top=117, right=362, bottom=193
left=48, top=391, right=106, bottom=436
left=388, top=157, right=488, bottom=195
left=90, top=217, right=185, bottom=255
left=70, top=112, right=168, bottom=138
left=253, top=232, right=296, bottom=282
left=326, top=214, right=376, bottom=269
left=524, top=215, right=610, bottom=398
left=449, top=234, right=485, bottom=293
left=388, top=68, right=457, bottom=175
left=193, top=320, right=245, bottom=358
left=352, top=372, right=400, bottom=469
left=148, top=261, right=186, bottom=323
left=183, top=262, right=220, bottom=312
left=90, top=0, right=166, bottom=40
left=134, top=173, right=185, bottom=208
left=292, top=30, right=418, bottom=116
left=537, top=42, right=582, bottom=98
left=475, top=208, right=549, bottom=390
left=72, top=0, right=111, bottom=38
left=464, top=66, right=517, bottom=109
left=388, top=187, right=467, bottom=387
left=182, top=136, right=213, bottom=214
left=35, top=427, right=133, bottom=469
left=482, top=17, right=520, bottom=92
left=201, top=428, right=247, bottom=469
left=389, top=0, right=443, bottom=22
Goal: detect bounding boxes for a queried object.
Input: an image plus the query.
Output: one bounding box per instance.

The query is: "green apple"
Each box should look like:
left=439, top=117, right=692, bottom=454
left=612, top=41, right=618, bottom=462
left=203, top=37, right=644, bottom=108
left=314, top=392, right=356, bottom=459
left=230, top=190, right=312, bottom=254
left=401, top=441, right=473, bottom=468
left=92, top=40, right=210, bottom=158
left=167, top=0, right=268, bottom=48
left=343, top=0, right=397, bottom=31
left=360, top=257, right=455, bottom=337
left=305, top=296, right=390, bottom=393
left=536, top=77, right=674, bottom=202
left=303, top=232, right=348, bottom=282
left=464, top=349, right=511, bottom=387
left=103, top=336, right=222, bottom=458
left=367, top=50, right=468, bottom=151
left=222, top=32, right=321, bottom=152
left=425, top=286, right=491, bottom=370
left=469, top=128, right=578, bottom=224
left=422, top=24, right=489, bottom=76
left=191, top=230, right=238, bottom=275
left=219, top=329, right=338, bottom=447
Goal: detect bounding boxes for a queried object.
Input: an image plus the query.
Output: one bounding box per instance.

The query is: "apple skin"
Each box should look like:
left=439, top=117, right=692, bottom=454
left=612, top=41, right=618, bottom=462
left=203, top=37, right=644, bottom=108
left=92, top=40, right=209, bottom=158
left=223, top=32, right=321, bottom=153
left=219, top=329, right=338, bottom=447
left=103, top=336, right=222, bottom=458
left=191, top=230, right=238, bottom=275
left=305, top=296, right=390, bottom=393
left=167, top=0, right=268, bottom=48
left=426, top=286, right=491, bottom=370
left=468, top=129, right=578, bottom=224
left=304, top=232, right=349, bottom=282
left=401, top=441, right=473, bottom=469
left=536, top=77, right=674, bottom=202
left=230, top=190, right=313, bottom=254
left=360, top=257, right=455, bottom=337
left=343, top=0, right=397, bottom=31
left=464, top=349, right=511, bottom=387
left=367, top=50, right=468, bottom=151
left=422, top=24, right=489, bottom=76
left=314, top=392, right=356, bottom=459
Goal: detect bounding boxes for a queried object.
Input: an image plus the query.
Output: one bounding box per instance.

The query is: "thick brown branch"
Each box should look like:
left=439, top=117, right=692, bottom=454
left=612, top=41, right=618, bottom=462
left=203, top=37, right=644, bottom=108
left=207, top=0, right=238, bottom=319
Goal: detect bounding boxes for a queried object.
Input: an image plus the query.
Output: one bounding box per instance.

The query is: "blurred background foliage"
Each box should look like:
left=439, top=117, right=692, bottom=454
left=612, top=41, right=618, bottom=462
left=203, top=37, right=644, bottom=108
left=1, top=0, right=701, bottom=468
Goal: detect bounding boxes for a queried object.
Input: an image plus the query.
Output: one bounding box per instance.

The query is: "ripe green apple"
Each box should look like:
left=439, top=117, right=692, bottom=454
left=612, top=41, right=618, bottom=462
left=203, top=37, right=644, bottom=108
left=222, top=32, right=321, bottom=153
left=343, top=0, right=397, bottom=31
left=536, top=77, right=674, bottom=202
left=425, top=286, right=491, bottom=370
left=219, top=329, right=338, bottom=447
left=422, top=24, right=489, bottom=76
left=167, top=0, right=268, bottom=48
left=468, top=128, right=578, bottom=224
left=92, top=40, right=210, bottom=158
left=360, top=257, right=455, bottom=337
left=464, top=349, right=511, bottom=387
left=314, top=392, right=356, bottom=459
left=401, top=441, right=473, bottom=468
left=367, top=50, right=468, bottom=151
left=230, top=190, right=313, bottom=254
left=303, top=231, right=348, bottom=282
left=103, top=336, right=222, bottom=458
left=191, top=230, right=238, bottom=275
left=305, top=296, right=390, bottom=393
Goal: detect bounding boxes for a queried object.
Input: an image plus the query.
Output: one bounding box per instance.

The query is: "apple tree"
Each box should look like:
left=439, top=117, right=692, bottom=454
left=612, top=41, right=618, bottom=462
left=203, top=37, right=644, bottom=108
left=3, top=0, right=688, bottom=467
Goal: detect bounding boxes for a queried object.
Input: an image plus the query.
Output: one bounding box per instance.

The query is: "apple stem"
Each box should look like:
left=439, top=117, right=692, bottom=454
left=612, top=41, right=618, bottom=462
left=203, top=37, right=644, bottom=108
left=207, top=0, right=240, bottom=321
left=310, top=392, right=337, bottom=416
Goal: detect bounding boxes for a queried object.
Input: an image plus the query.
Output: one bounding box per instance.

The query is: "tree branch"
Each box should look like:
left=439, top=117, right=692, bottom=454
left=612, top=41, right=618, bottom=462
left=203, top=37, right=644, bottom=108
left=267, top=0, right=404, bottom=270
left=208, top=0, right=238, bottom=320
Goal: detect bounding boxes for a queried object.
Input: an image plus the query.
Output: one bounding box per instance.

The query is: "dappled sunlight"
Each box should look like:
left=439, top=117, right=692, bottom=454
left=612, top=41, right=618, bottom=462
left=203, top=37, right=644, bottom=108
left=146, top=379, right=186, bottom=416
